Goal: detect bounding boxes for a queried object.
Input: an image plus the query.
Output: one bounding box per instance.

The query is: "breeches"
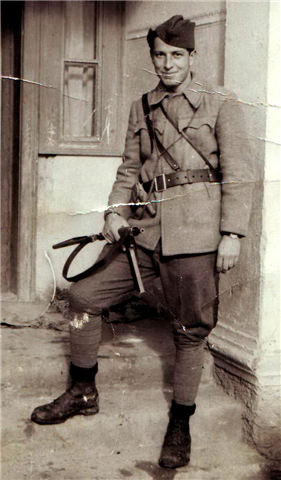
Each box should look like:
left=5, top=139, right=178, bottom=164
left=68, top=243, right=219, bottom=405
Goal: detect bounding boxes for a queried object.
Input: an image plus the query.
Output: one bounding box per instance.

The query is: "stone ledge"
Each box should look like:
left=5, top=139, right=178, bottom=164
left=214, top=363, right=281, bottom=466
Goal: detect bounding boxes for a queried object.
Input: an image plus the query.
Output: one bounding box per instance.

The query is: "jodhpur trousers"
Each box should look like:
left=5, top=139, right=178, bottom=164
left=68, top=243, right=219, bottom=406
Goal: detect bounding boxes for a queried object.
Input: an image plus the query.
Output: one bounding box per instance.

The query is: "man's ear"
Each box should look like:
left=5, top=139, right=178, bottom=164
left=189, top=50, right=196, bottom=67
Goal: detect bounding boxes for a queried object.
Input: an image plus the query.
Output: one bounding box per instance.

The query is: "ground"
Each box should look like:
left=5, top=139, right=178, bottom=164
left=1, top=301, right=275, bottom=480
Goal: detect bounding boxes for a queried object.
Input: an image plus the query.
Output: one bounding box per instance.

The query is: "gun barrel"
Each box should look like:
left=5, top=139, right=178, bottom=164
left=118, top=226, right=144, bottom=238
left=130, top=227, right=145, bottom=236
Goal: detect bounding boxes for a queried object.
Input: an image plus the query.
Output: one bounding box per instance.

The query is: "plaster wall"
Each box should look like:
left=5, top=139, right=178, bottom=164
left=36, top=156, right=122, bottom=299
left=259, top=0, right=281, bottom=378
left=124, top=0, right=225, bottom=27
left=211, top=0, right=281, bottom=461
left=209, top=1, right=269, bottom=373
left=251, top=0, right=281, bottom=459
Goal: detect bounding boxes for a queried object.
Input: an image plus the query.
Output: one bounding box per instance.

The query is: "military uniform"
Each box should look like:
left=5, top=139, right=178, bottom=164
left=108, top=75, right=252, bottom=254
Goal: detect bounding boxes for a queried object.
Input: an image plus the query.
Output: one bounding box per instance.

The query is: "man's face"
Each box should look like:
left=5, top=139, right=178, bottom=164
left=151, top=37, right=193, bottom=90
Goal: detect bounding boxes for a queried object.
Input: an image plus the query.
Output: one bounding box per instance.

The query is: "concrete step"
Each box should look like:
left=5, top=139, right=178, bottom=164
left=1, top=317, right=178, bottom=392
left=1, top=311, right=267, bottom=480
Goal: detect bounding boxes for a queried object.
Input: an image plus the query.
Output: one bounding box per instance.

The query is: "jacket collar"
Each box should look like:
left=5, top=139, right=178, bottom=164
left=148, top=75, right=204, bottom=110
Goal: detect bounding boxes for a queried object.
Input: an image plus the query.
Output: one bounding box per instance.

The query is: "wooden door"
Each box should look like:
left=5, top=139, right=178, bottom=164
left=1, top=2, right=22, bottom=295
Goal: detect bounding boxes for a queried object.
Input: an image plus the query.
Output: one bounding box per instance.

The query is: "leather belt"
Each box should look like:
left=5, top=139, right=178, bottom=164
left=142, top=169, right=221, bottom=193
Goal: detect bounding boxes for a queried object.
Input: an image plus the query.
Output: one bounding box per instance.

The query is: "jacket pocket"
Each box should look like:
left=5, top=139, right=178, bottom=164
left=134, top=120, right=149, bottom=134
left=134, top=118, right=166, bottom=135
left=134, top=118, right=166, bottom=159
left=187, top=115, right=217, bottom=131
left=178, top=114, right=216, bottom=132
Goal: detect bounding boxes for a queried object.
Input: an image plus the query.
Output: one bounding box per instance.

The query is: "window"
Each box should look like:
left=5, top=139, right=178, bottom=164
left=39, top=1, right=122, bottom=155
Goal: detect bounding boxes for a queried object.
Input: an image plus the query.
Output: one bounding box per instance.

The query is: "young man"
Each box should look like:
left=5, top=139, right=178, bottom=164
left=31, top=16, right=252, bottom=469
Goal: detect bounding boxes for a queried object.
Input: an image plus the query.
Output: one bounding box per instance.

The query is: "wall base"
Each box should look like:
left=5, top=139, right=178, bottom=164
left=213, top=360, right=281, bottom=464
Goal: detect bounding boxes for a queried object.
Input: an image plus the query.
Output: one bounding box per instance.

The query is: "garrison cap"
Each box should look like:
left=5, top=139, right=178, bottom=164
left=147, top=15, right=195, bottom=51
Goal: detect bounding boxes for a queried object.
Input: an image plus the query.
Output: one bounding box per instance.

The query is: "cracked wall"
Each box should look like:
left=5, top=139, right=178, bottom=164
left=36, top=156, right=122, bottom=299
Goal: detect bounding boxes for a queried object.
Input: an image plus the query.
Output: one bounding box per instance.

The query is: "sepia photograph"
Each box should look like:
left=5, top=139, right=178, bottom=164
left=1, top=1, right=280, bottom=479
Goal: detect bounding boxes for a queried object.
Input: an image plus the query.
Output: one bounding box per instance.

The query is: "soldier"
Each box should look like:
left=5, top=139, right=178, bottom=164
left=31, top=15, right=253, bottom=469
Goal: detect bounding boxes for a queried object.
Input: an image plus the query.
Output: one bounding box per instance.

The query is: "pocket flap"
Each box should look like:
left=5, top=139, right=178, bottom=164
left=178, top=114, right=217, bottom=132
left=134, top=118, right=166, bottom=134
left=154, top=118, right=166, bottom=134
left=187, top=115, right=217, bottom=130
left=134, top=120, right=148, bottom=134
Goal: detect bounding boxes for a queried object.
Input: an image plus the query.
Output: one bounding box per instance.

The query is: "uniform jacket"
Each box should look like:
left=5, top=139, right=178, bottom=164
left=107, top=75, right=253, bottom=255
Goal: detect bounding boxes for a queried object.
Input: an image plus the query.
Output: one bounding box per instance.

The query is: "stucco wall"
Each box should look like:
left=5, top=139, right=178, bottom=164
left=209, top=0, right=269, bottom=372
left=36, top=156, right=121, bottom=299
left=251, top=0, right=280, bottom=459
left=210, top=0, right=281, bottom=461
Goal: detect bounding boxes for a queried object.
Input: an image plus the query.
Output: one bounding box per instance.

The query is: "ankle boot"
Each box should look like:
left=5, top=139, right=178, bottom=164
left=159, top=400, right=196, bottom=469
left=31, top=363, right=99, bottom=425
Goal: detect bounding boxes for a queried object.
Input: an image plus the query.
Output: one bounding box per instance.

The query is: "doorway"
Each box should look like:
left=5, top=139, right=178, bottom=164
left=1, top=1, right=22, bottom=296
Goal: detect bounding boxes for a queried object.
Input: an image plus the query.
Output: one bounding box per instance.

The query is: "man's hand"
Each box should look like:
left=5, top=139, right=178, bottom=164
left=102, top=213, right=130, bottom=243
left=216, top=235, right=241, bottom=273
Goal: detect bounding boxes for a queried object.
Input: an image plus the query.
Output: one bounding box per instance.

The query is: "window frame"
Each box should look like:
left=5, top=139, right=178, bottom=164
left=38, top=1, right=123, bottom=156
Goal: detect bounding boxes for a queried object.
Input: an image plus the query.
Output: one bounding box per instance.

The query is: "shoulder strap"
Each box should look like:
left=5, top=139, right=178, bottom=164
left=142, top=93, right=181, bottom=171
left=142, top=93, right=155, bottom=154
left=160, top=102, right=217, bottom=172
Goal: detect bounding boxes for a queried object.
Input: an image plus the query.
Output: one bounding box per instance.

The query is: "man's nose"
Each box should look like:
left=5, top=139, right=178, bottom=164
left=164, top=55, right=173, bottom=70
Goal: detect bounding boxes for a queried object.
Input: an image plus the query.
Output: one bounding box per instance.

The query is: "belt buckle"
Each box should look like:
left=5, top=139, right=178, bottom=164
left=154, top=174, right=167, bottom=192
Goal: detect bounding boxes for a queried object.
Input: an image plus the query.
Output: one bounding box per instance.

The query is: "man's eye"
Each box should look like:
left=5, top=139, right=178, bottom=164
left=174, top=52, right=183, bottom=58
left=154, top=52, right=164, bottom=58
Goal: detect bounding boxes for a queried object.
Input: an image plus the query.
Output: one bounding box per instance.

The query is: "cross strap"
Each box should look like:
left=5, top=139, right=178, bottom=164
left=142, top=93, right=155, bottom=154
left=142, top=94, right=181, bottom=171
left=142, top=93, right=218, bottom=173
left=159, top=102, right=217, bottom=172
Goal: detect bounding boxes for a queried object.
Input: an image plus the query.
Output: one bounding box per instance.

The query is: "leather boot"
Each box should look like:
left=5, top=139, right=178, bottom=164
left=159, top=400, right=196, bottom=468
left=31, top=363, right=99, bottom=425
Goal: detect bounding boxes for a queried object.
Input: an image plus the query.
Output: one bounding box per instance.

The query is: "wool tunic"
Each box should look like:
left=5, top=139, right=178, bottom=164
left=107, top=75, right=253, bottom=255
